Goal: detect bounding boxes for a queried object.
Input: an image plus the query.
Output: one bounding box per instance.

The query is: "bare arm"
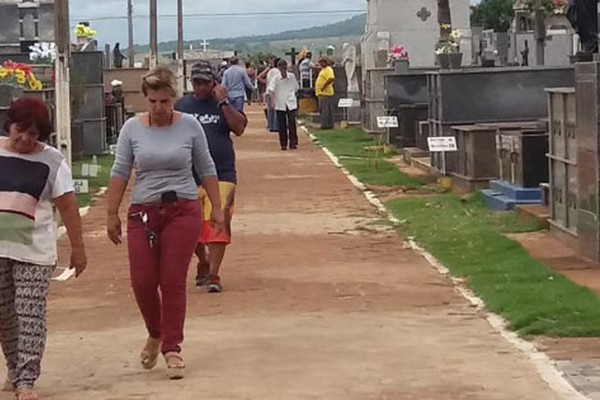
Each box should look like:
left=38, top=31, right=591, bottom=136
left=257, top=67, right=270, bottom=85
left=54, top=192, right=87, bottom=277
left=106, top=122, right=134, bottom=245
left=106, top=177, right=128, bottom=245
left=213, top=84, right=248, bottom=136
left=201, top=176, right=222, bottom=213
left=323, top=78, right=335, bottom=90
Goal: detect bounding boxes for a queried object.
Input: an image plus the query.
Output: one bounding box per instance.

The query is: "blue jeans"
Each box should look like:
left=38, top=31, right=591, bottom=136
left=228, top=96, right=245, bottom=112
left=264, top=94, right=278, bottom=132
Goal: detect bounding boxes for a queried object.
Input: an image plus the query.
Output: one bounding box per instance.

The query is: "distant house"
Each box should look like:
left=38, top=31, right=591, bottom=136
left=0, top=0, right=54, bottom=55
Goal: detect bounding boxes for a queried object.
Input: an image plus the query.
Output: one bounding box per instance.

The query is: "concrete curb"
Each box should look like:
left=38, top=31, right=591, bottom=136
left=303, top=125, right=588, bottom=400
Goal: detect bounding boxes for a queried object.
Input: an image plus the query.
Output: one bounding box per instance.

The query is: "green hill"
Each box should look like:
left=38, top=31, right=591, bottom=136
left=133, top=13, right=366, bottom=54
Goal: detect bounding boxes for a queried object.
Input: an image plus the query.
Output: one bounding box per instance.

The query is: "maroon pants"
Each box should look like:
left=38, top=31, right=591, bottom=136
left=127, top=199, right=201, bottom=354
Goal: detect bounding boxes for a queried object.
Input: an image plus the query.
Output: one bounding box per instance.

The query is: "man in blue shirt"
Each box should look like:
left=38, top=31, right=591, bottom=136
left=175, top=61, right=248, bottom=293
left=221, top=57, right=254, bottom=112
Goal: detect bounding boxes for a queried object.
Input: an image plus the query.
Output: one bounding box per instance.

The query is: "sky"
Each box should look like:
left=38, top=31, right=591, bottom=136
left=68, top=0, right=367, bottom=47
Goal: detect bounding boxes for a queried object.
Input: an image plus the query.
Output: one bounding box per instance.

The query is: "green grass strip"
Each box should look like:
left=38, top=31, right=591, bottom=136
left=313, top=129, right=425, bottom=189
left=72, top=155, right=114, bottom=207
left=387, top=194, right=600, bottom=337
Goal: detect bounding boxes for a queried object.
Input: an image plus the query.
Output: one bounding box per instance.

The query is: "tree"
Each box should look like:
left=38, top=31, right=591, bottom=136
left=470, top=0, right=516, bottom=32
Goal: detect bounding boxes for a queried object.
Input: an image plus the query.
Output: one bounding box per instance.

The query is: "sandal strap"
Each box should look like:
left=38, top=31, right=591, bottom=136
left=164, top=352, right=184, bottom=367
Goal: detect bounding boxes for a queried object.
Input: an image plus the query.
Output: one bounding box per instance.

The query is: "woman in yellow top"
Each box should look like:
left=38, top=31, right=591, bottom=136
left=315, top=57, right=336, bottom=130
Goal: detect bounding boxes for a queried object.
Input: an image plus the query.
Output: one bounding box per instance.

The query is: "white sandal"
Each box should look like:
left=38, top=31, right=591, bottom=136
left=164, top=352, right=185, bottom=380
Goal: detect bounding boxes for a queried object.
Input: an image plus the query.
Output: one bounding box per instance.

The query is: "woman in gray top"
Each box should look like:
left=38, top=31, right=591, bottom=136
left=106, top=66, right=224, bottom=380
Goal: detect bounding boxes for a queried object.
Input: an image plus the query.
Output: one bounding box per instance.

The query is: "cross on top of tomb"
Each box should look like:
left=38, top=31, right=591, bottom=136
left=417, top=7, right=431, bottom=22
left=285, top=47, right=300, bottom=65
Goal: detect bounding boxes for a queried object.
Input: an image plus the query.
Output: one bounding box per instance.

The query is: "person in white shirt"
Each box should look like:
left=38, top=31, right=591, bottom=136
left=267, top=59, right=299, bottom=150
left=265, top=57, right=282, bottom=132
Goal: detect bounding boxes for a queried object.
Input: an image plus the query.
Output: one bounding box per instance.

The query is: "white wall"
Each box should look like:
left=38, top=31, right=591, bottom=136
left=361, top=0, right=472, bottom=69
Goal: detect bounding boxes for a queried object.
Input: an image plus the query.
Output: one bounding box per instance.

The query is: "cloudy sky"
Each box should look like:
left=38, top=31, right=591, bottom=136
left=69, top=0, right=367, bottom=46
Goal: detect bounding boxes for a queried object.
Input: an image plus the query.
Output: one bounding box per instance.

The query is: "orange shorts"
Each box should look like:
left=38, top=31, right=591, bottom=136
left=198, top=182, right=235, bottom=244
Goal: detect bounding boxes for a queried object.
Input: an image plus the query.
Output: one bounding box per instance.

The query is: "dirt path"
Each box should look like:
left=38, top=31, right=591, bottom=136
left=1, top=106, right=568, bottom=399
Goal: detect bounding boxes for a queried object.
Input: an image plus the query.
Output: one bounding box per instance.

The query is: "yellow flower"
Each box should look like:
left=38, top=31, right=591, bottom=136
left=0, top=69, right=8, bottom=79
left=16, top=76, right=26, bottom=84
left=29, top=79, right=43, bottom=90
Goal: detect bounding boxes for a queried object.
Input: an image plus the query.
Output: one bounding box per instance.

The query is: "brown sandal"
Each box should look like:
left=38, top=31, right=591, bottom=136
left=164, top=352, right=185, bottom=380
left=15, top=387, right=41, bottom=400
left=140, top=337, right=161, bottom=370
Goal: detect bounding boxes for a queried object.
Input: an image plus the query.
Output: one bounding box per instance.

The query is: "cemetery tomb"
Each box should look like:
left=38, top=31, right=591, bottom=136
left=426, top=66, right=574, bottom=174
left=384, top=71, right=431, bottom=149
left=547, top=88, right=578, bottom=237
left=363, top=67, right=393, bottom=133
left=451, top=125, right=499, bottom=192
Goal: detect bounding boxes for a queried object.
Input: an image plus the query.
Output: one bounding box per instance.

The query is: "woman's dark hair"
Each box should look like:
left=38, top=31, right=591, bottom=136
left=3, top=98, right=52, bottom=141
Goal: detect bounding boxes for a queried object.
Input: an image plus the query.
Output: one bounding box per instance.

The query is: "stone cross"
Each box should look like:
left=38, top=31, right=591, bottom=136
left=417, top=6, right=431, bottom=22
left=200, top=39, right=210, bottom=52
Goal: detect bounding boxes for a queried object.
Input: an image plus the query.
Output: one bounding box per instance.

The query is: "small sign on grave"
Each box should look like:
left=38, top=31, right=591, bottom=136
left=338, top=98, right=355, bottom=108
left=109, top=144, right=117, bottom=155
left=73, top=179, right=89, bottom=194
left=377, top=116, right=399, bottom=128
left=427, top=137, right=458, bottom=152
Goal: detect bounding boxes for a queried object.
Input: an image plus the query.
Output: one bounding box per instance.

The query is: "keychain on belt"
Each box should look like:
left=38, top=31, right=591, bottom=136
left=129, top=211, right=158, bottom=248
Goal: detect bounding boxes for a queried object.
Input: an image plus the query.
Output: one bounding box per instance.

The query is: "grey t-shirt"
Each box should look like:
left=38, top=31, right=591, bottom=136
left=110, top=114, right=216, bottom=204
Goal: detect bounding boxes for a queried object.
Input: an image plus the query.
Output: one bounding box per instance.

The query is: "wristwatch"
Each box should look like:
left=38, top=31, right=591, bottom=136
left=218, top=99, right=229, bottom=107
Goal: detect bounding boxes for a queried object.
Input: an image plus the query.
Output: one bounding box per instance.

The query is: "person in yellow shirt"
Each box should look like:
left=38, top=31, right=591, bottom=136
left=315, top=57, right=335, bottom=130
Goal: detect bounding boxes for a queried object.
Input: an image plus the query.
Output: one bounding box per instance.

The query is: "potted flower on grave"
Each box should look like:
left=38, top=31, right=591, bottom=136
left=74, top=22, right=97, bottom=46
left=0, top=61, right=44, bottom=107
left=435, top=24, right=463, bottom=69
left=28, top=42, right=56, bottom=87
left=388, top=45, right=410, bottom=73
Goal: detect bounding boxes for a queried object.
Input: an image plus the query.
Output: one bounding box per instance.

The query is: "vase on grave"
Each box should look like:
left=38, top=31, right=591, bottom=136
left=30, top=64, right=54, bottom=87
left=436, top=53, right=463, bottom=69
left=449, top=53, right=463, bottom=69
left=393, top=59, right=410, bottom=73
left=0, top=85, right=23, bottom=107
left=436, top=54, right=451, bottom=69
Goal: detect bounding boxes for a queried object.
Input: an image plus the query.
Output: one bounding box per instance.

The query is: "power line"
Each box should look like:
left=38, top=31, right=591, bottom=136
left=72, top=9, right=366, bottom=22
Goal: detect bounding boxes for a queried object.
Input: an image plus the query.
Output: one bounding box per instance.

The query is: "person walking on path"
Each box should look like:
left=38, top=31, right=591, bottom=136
left=0, top=98, right=87, bottom=400
left=264, top=57, right=282, bottom=132
left=315, top=57, right=336, bottom=130
left=245, top=62, right=257, bottom=105
left=268, top=59, right=299, bottom=151
left=106, top=66, right=225, bottom=380
left=221, top=57, right=254, bottom=112
left=175, top=61, right=247, bottom=293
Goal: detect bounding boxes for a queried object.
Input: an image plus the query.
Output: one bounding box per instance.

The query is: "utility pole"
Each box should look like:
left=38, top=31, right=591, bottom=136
left=54, top=0, right=72, bottom=167
left=128, top=0, right=135, bottom=68
left=149, top=0, right=158, bottom=68
left=177, top=0, right=185, bottom=94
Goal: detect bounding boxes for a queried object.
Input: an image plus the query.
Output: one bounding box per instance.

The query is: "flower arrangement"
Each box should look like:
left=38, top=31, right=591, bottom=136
left=388, top=45, right=409, bottom=63
left=29, top=42, right=56, bottom=65
left=435, top=25, right=462, bottom=55
left=74, top=23, right=97, bottom=39
left=0, top=61, right=43, bottom=90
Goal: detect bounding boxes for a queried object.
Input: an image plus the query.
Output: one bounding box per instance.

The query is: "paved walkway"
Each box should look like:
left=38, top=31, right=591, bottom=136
left=1, top=106, right=568, bottom=399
